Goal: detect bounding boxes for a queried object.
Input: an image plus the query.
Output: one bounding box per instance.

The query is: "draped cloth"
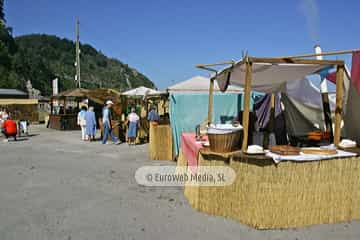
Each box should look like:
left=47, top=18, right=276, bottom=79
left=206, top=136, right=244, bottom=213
left=215, top=62, right=327, bottom=93
left=351, top=51, right=360, bottom=93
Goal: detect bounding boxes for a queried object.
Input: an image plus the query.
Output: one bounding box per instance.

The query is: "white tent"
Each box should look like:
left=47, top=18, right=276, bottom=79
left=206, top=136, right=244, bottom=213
left=122, top=86, right=159, bottom=96
left=215, top=61, right=329, bottom=93
left=167, top=76, right=243, bottom=93
left=286, top=78, right=336, bottom=110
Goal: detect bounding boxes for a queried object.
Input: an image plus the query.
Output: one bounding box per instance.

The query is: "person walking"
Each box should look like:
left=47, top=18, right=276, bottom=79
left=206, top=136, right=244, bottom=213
left=127, top=107, right=140, bottom=145
left=77, top=106, right=87, bottom=141
left=85, top=106, right=97, bottom=141
left=147, top=106, right=160, bottom=122
left=102, top=100, right=120, bottom=145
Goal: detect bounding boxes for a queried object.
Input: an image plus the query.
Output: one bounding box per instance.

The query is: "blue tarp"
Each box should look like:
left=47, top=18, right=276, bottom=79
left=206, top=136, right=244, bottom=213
left=169, top=93, right=260, bottom=156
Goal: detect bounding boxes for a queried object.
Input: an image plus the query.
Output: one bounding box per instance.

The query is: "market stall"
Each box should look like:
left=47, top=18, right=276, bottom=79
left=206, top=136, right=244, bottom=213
left=122, top=86, right=160, bottom=144
left=49, top=88, right=86, bottom=130
left=167, top=76, right=253, bottom=157
left=144, top=92, right=173, bottom=160
left=177, top=54, right=360, bottom=229
left=49, top=88, right=123, bottom=132
left=149, top=120, right=173, bottom=160
left=178, top=133, right=359, bottom=229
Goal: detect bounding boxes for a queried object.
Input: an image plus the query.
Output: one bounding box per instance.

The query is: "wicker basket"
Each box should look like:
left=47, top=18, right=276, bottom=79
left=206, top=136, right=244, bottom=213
left=208, top=130, right=242, bottom=153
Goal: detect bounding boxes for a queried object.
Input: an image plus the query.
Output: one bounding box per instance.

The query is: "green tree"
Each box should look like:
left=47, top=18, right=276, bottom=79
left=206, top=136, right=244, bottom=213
left=0, top=0, right=5, bottom=25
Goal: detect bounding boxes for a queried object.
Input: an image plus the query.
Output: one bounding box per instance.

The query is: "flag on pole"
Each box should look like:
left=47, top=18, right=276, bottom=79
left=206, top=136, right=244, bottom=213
left=351, top=50, right=360, bottom=93
left=325, top=71, right=336, bottom=84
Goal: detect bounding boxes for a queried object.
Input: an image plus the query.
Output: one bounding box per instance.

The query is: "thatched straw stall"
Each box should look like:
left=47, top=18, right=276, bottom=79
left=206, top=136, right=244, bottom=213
left=49, top=88, right=86, bottom=130
left=182, top=149, right=360, bottom=229
left=49, top=88, right=123, bottom=133
left=176, top=53, right=360, bottom=229
left=0, top=99, right=39, bottom=122
left=145, top=92, right=173, bottom=160
left=121, top=86, right=162, bottom=144
left=149, top=121, right=173, bottom=160
left=0, top=89, right=40, bottom=122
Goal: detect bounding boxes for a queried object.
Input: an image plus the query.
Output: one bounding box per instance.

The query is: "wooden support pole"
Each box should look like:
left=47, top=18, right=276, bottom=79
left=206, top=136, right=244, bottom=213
left=269, top=93, right=275, bottom=132
left=63, top=97, right=67, bottom=115
left=207, top=78, right=215, bottom=125
left=242, top=61, right=252, bottom=152
left=334, top=65, right=344, bottom=145
left=321, top=92, right=333, bottom=141
left=50, top=98, right=53, bottom=115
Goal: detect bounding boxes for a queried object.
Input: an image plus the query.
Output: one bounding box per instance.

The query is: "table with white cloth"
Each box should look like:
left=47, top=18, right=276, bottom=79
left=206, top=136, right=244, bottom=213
left=177, top=134, right=360, bottom=229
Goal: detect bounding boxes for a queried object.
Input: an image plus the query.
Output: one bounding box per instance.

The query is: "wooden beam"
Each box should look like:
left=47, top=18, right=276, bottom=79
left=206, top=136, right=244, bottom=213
left=197, top=66, right=218, bottom=73
left=242, top=61, right=252, bottom=152
left=249, top=57, right=344, bottom=66
left=277, top=49, right=360, bottom=60
left=334, top=65, right=344, bottom=145
left=207, top=78, right=215, bottom=125
left=196, top=61, right=235, bottom=68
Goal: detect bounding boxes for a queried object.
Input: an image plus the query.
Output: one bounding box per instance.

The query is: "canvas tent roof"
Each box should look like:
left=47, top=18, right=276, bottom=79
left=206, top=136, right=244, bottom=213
left=0, top=88, right=28, bottom=98
left=215, top=61, right=330, bottom=93
left=53, top=88, right=89, bottom=98
left=122, top=86, right=159, bottom=96
left=167, top=76, right=243, bottom=93
left=286, top=78, right=336, bottom=110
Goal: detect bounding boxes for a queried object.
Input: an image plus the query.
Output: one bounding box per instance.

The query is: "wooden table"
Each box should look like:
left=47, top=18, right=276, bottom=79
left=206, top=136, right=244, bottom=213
left=48, top=114, right=79, bottom=130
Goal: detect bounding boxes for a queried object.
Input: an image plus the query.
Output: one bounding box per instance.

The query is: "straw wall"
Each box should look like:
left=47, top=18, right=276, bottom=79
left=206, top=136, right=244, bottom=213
left=184, top=152, right=360, bottom=229
left=1, top=103, right=38, bottom=122
left=149, top=123, right=173, bottom=160
left=177, top=151, right=200, bottom=208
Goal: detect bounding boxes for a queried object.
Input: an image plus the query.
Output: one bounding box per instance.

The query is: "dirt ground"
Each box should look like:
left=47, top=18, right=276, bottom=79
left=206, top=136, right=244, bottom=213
left=0, top=125, right=359, bottom=240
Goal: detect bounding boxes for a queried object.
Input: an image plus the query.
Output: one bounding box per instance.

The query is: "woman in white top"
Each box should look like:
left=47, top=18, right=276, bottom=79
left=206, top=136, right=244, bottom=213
left=127, top=108, right=140, bottom=145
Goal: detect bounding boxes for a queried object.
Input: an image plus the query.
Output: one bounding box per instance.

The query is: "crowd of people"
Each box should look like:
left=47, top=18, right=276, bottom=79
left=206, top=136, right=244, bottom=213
left=76, top=100, right=160, bottom=146
left=1, top=100, right=160, bottom=145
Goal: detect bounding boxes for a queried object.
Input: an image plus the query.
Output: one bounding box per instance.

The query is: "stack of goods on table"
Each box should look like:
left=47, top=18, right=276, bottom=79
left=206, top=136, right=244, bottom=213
left=265, top=142, right=358, bottom=164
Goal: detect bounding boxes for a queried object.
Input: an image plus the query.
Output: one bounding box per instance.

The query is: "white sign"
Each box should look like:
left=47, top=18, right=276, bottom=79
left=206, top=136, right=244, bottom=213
left=52, top=78, right=58, bottom=95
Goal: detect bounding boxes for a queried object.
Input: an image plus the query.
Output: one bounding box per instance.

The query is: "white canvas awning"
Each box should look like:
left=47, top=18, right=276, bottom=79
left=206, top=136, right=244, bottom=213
left=215, top=62, right=330, bottom=93
left=167, top=76, right=243, bottom=93
left=122, top=86, right=159, bottom=96
left=286, top=78, right=336, bottom=110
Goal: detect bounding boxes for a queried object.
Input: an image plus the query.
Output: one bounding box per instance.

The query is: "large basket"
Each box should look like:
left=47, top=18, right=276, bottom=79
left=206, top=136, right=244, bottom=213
left=208, top=130, right=242, bottom=153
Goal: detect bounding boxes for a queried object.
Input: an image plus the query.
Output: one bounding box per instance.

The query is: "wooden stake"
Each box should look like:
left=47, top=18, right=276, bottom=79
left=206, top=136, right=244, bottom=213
left=334, top=65, right=344, bottom=145
left=63, top=97, right=67, bottom=115
left=321, top=92, right=333, bottom=141
left=50, top=97, right=53, bottom=114
left=207, top=78, right=215, bottom=125
left=269, top=93, right=275, bottom=132
left=242, top=61, right=252, bottom=152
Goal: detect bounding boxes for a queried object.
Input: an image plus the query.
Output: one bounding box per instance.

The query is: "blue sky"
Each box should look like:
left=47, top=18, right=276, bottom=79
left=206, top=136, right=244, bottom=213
left=5, top=0, right=360, bottom=89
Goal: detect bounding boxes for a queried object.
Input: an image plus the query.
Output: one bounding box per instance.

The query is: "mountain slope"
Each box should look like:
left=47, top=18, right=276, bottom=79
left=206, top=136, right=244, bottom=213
left=1, top=34, right=155, bottom=96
